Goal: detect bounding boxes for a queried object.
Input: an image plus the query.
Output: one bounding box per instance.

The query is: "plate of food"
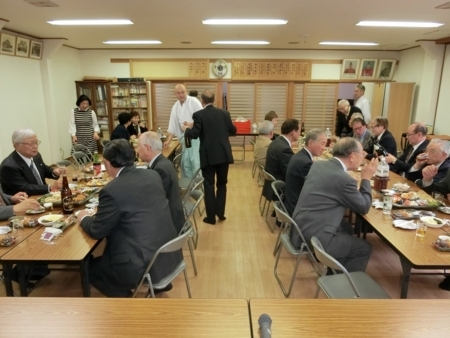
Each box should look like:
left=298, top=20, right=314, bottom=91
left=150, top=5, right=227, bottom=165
left=392, top=209, right=435, bottom=220
left=0, top=226, right=12, bottom=235
left=392, top=191, right=441, bottom=209
left=51, top=215, right=77, bottom=231
left=86, top=178, right=110, bottom=187
left=0, top=236, right=16, bottom=247
left=420, top=216, right=447, bottom=228
left=433, top=235, right=450, bottom=252
left=438, top=206, right=450, bottom=214
left=25, top=206, right=46, bottom=215
left=38, top=214, right=64, bottom=226
left=37, top=188, right=99, bottom=206
left=392, top=182, right=411, bottom=192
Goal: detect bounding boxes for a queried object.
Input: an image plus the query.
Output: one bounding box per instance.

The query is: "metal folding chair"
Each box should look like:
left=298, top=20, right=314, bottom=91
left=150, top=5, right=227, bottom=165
left=271, top=180, right=288, bottom=255
left=273, top=202, right=321, bottom=297
left=72, top=143, right=94, bottom=162
left=72, top=151, right=90, bottom=170
left=250, top=139, right=257, bottom=178
left=132, top=231, right=191, bottom=298
left=311, top=236, right=390, bottom=299
left=262, top=169, right=277, bottom=232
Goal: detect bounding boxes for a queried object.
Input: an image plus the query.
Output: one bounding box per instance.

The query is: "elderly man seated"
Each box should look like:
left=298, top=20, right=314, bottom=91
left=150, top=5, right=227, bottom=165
left=0, top=191, right=41, bottom=220
left=351, top=117, right=373, bottom=155
left=0, top=129, right=63, bottom=196
left=411, top=139, right=450, bottom=184
left=254, top=121, right=274, bottom=186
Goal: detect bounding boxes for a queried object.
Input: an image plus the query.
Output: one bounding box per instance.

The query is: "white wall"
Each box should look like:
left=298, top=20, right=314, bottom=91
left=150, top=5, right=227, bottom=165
left=435, top=45, right=450, bottom=135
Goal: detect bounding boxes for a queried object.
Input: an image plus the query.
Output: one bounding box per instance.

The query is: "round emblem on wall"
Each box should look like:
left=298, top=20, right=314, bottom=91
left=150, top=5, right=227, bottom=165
left=213, top=59, right=228, bottom=77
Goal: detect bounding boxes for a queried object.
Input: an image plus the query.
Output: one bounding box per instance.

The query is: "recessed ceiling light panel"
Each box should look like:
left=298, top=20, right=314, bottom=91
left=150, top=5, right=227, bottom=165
left=203, top=19, right=287, bottom=25
left=356, top=21, right=443, bottom=28
left=48, top=19, right=133, bottom=25
left=103, top=40, right=162, bottom=44
left=319, top=41, right=379, bottom=46
left=211, top=40, right=270, bottom=45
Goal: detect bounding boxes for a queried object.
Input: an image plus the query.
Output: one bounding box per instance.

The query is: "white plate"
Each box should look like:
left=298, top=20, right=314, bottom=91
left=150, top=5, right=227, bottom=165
left=438, top=206, right=450, bottom=215
left=85, top=203, right=97, bottom=208
left=25, top=207, right=46, bottom=215
left=38, top=214, right=64, bottom=226
left=0, top=226, right=12, bottom=235
left=420, top=216, right=446, bottom=228
left=393, top=220, right=417, bottom=230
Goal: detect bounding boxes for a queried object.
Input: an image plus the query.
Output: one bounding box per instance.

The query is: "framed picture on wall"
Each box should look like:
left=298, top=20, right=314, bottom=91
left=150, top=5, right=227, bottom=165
left=341, top=59, right=360, bottom=79
left=377, top=60, right=396, bottom=80
left=1, top=33, right=16, bottom=56
left=30, top=40, right=43, bottom=59
left=359, top=59, right=378, bottom=80
left=15, top=37, right=30, bottom=57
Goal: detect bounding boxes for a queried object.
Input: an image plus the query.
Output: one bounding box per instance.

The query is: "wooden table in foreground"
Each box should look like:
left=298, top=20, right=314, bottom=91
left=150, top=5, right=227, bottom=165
left=0, top=298, right=251, bottom=338
left=359, top=172, right=450, bottom=298
left=250, top=299, right=450, bottom=338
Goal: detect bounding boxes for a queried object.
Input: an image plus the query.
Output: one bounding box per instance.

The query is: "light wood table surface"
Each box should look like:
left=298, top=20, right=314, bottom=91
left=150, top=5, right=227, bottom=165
left=0, top=298, right=251, bottom=338
left=250, top=298, right=450, bottom=338
left=162, top=140, right=180, bottom=159
left=360, top=171, right=450, bottom=298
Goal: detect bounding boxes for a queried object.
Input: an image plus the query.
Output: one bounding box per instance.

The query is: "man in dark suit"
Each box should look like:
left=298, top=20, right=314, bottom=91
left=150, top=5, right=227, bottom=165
left=412, top=139, right=450, bottom=187
left=183, top=90, right=236, bottom=225
left=0, top=129, right=63, bottom=196
left=336, top=100, right=363, bottom=137
left=262, top=119, right=300, bottom=202
left=137, top=131, right=185, bottom=233
left=284, top=129, right=327, bottom=216
left=351, top=117, right=373, bottom=155
left=367, top=117, right=397, bottom=165
left=111, top=112, right=135, bottom=141
left=77, top=139, right=182, bottom=297
left=292, top=138, right=379, bottom=272
left=0, top=191, right=41, bottom=220
left=385, top=122, right=429, bottom=175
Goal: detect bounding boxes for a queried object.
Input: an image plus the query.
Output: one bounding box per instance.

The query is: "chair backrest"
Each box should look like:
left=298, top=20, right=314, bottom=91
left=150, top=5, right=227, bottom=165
left=72, top=151, right=89, bottom=170
left=271, top=180, right=287, bottom=212
left=250, top=139, right=256, bottom=146
left=263, top=169, right=276, bottom=182
left=172, top=153, right=182, bottom=173
left=273, top=201, right=307, bottom=245
left=100, top=139, right=110, bottom=148
left=181, top=168, right=203, bottom=199
left=182, top=189, right=205, bottom=221
left=310, top=236, right=362, bottom=298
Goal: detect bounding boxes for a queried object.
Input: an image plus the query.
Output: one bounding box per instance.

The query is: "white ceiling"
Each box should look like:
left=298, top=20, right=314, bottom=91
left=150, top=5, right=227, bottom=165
left=1, top=0, right=450, bottom=50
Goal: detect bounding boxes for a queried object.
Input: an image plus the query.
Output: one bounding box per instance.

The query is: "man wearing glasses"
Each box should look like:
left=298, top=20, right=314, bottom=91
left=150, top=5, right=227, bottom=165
left=367, top=117, right=397, bottom=162
left=335, top=99, right=363, bottom=137
left=384, top=122, right=429, bottom=175
left=351, top=117, right=373, bottom=155
left=0, top=129, right=63, bottom=196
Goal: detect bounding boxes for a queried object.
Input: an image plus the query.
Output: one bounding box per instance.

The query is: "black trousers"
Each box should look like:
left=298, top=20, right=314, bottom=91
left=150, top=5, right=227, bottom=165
left=201, top=163, right=229, bottom=221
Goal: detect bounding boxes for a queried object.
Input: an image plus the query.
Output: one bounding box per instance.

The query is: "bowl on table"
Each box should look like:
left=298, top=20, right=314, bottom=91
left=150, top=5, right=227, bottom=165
left=420, top=216, right=446, bottom=228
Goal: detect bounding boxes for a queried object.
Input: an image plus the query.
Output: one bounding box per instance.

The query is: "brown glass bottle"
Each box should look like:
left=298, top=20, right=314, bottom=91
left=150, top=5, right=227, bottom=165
left=61, top=175, right=74, bottom=215
left=185, top=135, right=192, bottom=148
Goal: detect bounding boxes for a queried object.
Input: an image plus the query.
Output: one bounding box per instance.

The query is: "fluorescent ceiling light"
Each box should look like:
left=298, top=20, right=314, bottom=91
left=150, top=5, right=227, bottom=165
left=103, top=40, right=162, bottom=44
left=203, top=19, right=287, bottom=25
left=47, top=19, right=133, bottom=25
left=319, top=41, right=379, bottom=46
left=211, top=40, right=270, bottom=45
left=357, top=21, right=443, bottom=28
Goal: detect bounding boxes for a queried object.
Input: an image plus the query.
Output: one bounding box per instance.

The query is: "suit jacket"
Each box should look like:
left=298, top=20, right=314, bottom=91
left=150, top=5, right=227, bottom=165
left=366, top=130, right=397, bottom=163
left=184, top=105, right=236, bottom=168
left=415, top=161, right=450, bottom=195
left=254, top=136, right=272, bottom=166
left=291, top=159, right=372, bottom=251
left=352, top=128, right=373, bottom=154
left=150, top=154, right=185, bottom=233
left=407, top=157, right=450, bottom=183
left=0, top=192, right=14, bottom=221
left=336, top=106, right=363, bottom=137
left=0, top=151, right=55, bottom=196
left=127, top=124, right=148, bottom=137
left=263, top=135, right=294, bottom=200
left=391, top=139, right=429, bottom=174
left=80, top=166, right=182, bottom=296
left=284, top=148, right=313, bottom=216
left=111, top=124, right=131, bottom=141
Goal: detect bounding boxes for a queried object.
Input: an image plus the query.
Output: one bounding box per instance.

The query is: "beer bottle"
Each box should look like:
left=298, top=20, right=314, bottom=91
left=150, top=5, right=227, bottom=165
left=61, top=174, right=74, bottom=215
left=93, top=151, right=101, bottom=176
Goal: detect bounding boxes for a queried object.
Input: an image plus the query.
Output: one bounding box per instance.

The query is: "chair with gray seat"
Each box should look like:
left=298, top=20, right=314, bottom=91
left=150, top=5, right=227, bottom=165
left=131, top=230, right=191, bottom=298
left=181, top=188, right=204, bottom=255
left=172, top=153, right=182, bottom=177
left=271, top=180, right=288, bottom=256
left=72, top=143, right=94, bottom=162
left=261, top=169, right=277, bottom=232
left=71, top=151, right=90, bottom=170
left=310, top=236, right=390, bottom=299
left=273, top=202, right=321, bottom=297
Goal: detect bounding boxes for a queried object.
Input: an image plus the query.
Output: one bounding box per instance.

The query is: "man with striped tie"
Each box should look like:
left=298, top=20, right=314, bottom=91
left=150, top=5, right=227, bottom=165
left=0, top=129, right=63, bottom=196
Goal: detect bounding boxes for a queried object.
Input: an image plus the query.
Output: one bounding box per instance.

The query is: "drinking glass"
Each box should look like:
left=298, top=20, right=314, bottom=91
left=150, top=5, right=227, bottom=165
left=56, top=161, right=67, bottom=176
left=416, top=220, right=427, bottom=239
left=382, top=195, right=393, bottom=214
left=12, top=219, right=24, bottom=240
left=432, top=192, right=444, bottom=204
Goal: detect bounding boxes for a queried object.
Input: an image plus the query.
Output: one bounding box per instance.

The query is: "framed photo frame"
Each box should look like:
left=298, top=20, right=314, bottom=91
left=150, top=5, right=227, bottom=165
left=359, top=59, right=378, bottom=80
left=377, top=60, right=396, bottom=80
left=30, top=40, right=43, bottom=59
left=15, top=37, right=30, bottom=57
left=1, top=33, right=16, bottom=56
left=341, top=59, right=360, bottom=79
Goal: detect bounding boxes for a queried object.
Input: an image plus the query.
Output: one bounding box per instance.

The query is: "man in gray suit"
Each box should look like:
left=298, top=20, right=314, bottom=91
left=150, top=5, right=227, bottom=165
left=292, top=138, right=378, bottom=272
left=137, top=131, right=185, bottom=233
left=0, top=191, right=41, bottom=220
left=77, top=139, right=182, bottom=297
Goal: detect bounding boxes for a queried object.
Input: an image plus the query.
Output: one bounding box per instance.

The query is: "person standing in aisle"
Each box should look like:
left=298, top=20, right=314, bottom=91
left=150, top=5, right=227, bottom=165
left=354, top=84, right=371, bottom=125
left=164, top=84, right=203, bottom=179
left=69, top=95, right=101, bottom=154
left=183, top=90, right=237, bottom=225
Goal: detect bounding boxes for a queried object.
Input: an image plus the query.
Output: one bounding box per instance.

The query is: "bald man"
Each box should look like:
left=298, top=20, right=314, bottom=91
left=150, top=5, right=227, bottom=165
left=164, top=84, right=203, bottom=179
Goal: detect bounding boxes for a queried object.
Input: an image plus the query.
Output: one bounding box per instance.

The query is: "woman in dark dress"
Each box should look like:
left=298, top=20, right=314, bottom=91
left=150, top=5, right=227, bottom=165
left=127, top=111, right=148, bottom=138
left=69, top=95, right=100, bottom=153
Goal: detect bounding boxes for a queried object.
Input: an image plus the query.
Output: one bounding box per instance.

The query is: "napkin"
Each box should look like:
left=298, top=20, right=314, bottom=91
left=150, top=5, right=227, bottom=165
left=372, top=199, right=384, bottom=209
left=393, top=220, right=417, bottom=230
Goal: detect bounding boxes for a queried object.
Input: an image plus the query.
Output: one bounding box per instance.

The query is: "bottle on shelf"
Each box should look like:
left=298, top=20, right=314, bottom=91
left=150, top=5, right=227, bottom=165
left=93, top=151, right=101, bottom=176
left=61, top=174, right=74, bottom=215
left=325, top=128, right=332, bottom=147
left=374, top=157, right=390, bottom=191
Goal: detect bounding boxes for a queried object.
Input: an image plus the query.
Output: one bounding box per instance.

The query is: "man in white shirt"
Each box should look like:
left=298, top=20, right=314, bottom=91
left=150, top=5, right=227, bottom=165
left=354, top=84, right=371, bottom=125
left=164, top=84, right=203, bottom=179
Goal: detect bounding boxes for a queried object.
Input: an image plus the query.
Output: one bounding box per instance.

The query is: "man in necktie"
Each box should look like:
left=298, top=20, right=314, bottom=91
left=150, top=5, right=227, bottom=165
left=384, top=122, right=429, bottom=176
left=0, top=129, right=63, bottom=196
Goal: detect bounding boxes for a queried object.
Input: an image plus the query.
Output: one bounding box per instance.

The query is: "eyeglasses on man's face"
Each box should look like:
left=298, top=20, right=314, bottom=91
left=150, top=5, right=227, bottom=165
left=369, top=124, right=381, bottom=130
left=405, top=132, right=418, bottom=137
left=20, top=140, right=41, bottom=147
